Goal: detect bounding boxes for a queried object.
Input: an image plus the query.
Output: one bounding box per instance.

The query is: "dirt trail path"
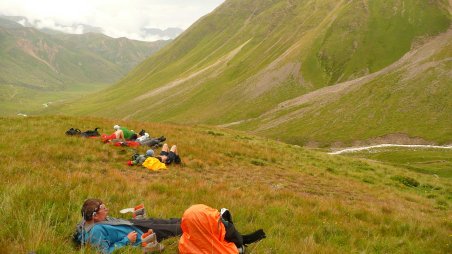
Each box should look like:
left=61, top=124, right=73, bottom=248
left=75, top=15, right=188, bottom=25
left=329, top=144, right=452, bottom=155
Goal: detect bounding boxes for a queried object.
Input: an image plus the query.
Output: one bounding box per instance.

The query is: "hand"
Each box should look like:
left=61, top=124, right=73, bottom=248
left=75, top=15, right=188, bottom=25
left=127, top=231, right=137, bottom=244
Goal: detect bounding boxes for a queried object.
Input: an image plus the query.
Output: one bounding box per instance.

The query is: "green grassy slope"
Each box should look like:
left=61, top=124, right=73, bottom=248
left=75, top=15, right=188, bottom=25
left=302, top=0, right=451, bottom=85
left=0, top=116, right=450, bottom=253
left=52, top=0, right=451, bottom=146
left=236, top=28, right=452, bottom=146
left=342, top=147, right=452, bottom=178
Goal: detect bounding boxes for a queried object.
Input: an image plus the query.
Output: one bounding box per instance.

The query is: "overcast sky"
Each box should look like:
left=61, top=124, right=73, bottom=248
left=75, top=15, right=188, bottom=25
left=0, top=0, right=225, bottom=41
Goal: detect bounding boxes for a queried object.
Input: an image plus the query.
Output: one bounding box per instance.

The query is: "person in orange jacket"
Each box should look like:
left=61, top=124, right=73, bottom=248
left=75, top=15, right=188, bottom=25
left=178, top=204, right=266, bottom=254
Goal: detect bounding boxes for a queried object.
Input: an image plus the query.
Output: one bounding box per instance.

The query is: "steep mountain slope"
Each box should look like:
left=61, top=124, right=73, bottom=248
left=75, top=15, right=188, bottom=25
left=53, top=0, right=451, bottom=146
left=232, top=28, right=452, bottom=146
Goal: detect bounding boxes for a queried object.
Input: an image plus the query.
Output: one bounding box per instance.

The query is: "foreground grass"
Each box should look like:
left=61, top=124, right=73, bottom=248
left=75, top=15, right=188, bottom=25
left=0, top=116, right=450, bottom=253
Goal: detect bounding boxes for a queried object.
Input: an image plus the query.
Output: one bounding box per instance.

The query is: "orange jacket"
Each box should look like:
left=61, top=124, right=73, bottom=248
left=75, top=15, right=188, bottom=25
left=179, top=204, right=238, bottom=254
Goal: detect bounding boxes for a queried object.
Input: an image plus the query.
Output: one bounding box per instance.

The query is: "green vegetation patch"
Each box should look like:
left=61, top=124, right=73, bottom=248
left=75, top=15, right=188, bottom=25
left=343, top=148, right=452, bottom=178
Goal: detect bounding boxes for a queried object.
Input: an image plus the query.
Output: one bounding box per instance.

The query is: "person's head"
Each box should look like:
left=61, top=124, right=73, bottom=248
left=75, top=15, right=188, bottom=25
left=113, top=125, right=120, bottom=130
left=145, top=149, right=154, bottom=157
left=81, top=198, right=109, bottom=222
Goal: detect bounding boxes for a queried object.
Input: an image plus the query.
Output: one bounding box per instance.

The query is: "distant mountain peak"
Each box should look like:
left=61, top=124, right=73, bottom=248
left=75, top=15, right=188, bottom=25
left=0, top=15, right=183, bottom=41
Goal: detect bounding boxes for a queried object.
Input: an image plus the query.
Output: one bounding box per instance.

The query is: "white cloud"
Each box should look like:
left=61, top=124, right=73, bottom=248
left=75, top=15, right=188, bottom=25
left=0, top=0, right=224, bottom=41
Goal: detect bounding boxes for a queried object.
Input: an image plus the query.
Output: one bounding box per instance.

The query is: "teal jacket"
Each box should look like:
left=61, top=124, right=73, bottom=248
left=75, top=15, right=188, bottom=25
left=77, top=217, right=143, bottom=254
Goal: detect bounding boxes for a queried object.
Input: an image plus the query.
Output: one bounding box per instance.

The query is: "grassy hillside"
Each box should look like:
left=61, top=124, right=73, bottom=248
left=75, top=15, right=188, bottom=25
left=0, top=116, right=450, bottom=253
left=0, top=19, right=168, bottom=116
left=235, top=28, right=452, bottom=146
left=341, top=147, right=452, bottom=178
left=50, top=0, right=451, bottom=147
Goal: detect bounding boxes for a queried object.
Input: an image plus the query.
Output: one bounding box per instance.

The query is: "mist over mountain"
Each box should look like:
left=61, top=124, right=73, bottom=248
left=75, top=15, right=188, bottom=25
left=0, top=15, right=184, bottom=41
left=141, top=27, right=184, bottom=41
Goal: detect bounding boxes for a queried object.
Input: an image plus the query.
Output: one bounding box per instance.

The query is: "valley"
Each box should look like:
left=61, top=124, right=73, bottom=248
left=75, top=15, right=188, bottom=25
left=0, top=16, right=170, bottom=116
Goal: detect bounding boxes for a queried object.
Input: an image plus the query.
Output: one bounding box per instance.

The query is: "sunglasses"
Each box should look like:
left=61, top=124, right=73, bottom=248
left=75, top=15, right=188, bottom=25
left=95, top=203, right=107, bottom=212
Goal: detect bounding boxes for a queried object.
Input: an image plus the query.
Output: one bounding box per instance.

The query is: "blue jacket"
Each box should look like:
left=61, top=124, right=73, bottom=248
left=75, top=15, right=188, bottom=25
left=77, top=217, right=144, bottom=254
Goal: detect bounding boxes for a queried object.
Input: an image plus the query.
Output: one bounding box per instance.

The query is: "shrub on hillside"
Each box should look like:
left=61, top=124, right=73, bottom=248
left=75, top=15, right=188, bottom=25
left=207, top=130, right=224, bottom=136
left=251, top=159, right=265, bottom=166
left=391, top=175, right=420, bottom=187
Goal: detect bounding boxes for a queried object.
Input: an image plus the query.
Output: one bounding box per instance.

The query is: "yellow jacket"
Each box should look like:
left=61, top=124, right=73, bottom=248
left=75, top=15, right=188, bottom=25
left=142, top=157, right=167, bottom=171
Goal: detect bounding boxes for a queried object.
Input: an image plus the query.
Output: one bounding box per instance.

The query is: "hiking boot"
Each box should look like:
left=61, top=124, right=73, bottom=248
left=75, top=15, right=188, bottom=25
left=133, top=204, right=146, bottom=219
left=142, top=242, right=164, bottom=253
left=139, top=129, right=146, bottom=136
left=159, top=136, right=166, bottom=142
left=141, top=229, right=156, bottom=245
left=242, top=229, right=266, bottom=244
left=220, top=208, right=232, bottom=223
left=238, top=245, right=245, bottom=254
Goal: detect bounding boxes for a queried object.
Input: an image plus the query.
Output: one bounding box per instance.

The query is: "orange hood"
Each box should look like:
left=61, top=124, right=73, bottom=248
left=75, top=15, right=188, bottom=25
left=179, top=204, right=238, bottom=254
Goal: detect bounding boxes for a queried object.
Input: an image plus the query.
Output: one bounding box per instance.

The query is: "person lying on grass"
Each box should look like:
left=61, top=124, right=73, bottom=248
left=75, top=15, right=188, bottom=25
left=73, top=198, right=181, bottom=253
left=137, top=135, right=167, bottom=148
left=155, top=143, right=181, bottom=165
left=128, top=144, right=180, bottom=170
left=74, top=200, right=266, bottom=254
left=179, top=204, right=266, bottom=254
left=102, top=125, right=144, bottom=143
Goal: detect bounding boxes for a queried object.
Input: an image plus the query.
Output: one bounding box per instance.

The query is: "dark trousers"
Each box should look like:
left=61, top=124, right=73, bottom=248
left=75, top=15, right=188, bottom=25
left=130, top=218, right=182, bottom=241
left=224, top=221, right=243, bottom=247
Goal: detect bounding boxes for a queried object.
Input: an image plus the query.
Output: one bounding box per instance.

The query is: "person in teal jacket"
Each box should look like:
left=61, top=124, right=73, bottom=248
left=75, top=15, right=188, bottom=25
left=74, top=199, right=265, bottom=253
left=75, top=198, right=179, bottom=253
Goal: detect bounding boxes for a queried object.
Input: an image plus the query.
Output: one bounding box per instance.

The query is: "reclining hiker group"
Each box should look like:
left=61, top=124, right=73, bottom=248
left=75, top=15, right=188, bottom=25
left=68, top=125, right=266, bottom=253
left=66, top=124, right=181, bottom=170
left=74, top=199, right=266, bottom=254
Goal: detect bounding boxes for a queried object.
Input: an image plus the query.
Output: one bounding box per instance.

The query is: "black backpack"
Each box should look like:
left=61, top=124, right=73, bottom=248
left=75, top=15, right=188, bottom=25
left=66, top=128, right=81, bottom=136
left=80, top=127, right=101, bottom=137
